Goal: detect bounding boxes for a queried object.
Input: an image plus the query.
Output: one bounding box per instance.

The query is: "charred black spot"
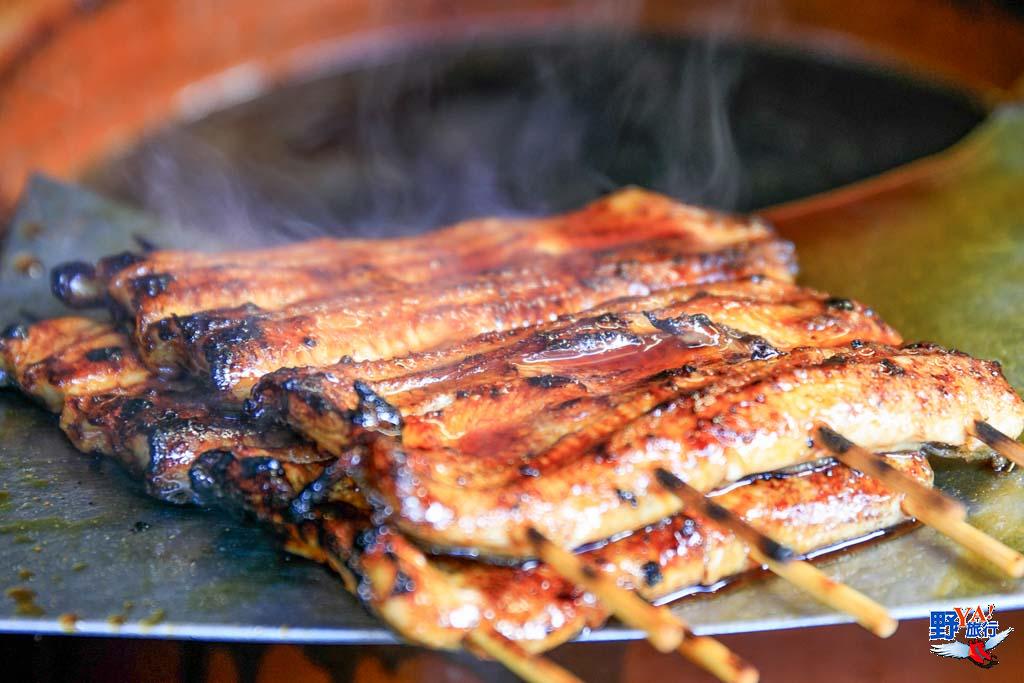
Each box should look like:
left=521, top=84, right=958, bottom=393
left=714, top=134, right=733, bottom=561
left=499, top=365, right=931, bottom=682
left=1, top=323, right=27, bottom=340
left=390, top=571, right=416, bottom=596
left=203, top=320, right=265, bottom=389
left=705, top=501, right=731, bottom=521
left=580, top=564, right=599, bottom=580
left=177, top=306, right=261, bottom=345
left=542, top=329, right=640, bottom=354
left=641, top=561, right=663, bottom=587
left=525, top=527, right=547, bottom=546
left=238, top=456, right=282, bottom=479
left=130, top=273, right=172, bottom=299
left=594, top=313, right=624, bottom=326
left=850, top=339, right=864, bottom=349
left=817, top=426, right=852, bottom=454
left=288, top=461, right=347, bottom=521
left=825, top=297, right=855, bottom=311
left=616, top=488, right=639, bottom=508
left=210, top=319, right=262, bottom=347
left=189, top=451, right=236, bottom=504
left=338, top=355, right=354, bottom=365
left=644, top=312, right=717, bottom=345
left=973, top=420, right=1015, bottom=452
left=50, top=261, right=101, bottom=308
left=822, top=355, right=848, bottom=366
left=241, top=398, right=263, bottom=421
left=155, top=319, right=178, bottom=341
left=679, top=518, right=697, bottom=538
left=519, top=465, right=541, bottom=478
left=526, top=375, right=575, bottom=389
left=350, top=381, right=403, bottom=436
left=743, top=336, right=780, bottom=361
left=352, top=526, right=382, bottom=554
left=455, top=390, right=469, bottom=399
left=758, top=537, right=795, bottom=563
left=120, top=398, right=154, bottom=420
left=879, top=358, right=905, bottom=375
left=305, top=392, right=331, bottom=415
left=85, top=346, right=123, bottom=363
left=97, top=251, right=143, bottom=275
left=302, top=337, right=317, bottom=348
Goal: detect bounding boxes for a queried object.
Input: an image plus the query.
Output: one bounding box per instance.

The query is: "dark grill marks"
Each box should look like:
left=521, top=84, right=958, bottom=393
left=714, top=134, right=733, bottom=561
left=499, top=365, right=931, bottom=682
left=130, top=274, right=172, bottom=299
left=352, top=340, right=1018, bottom=556
left=166, top=239, right=797, bottom=394
left=2, top=311, right=972, bottom=654
left=289, top=461, right=349, bottom=522
left=526, top=375, right=576, bottom=389
left=85, top=347, right=123, bottom=363
left=1, top=324, right=27, bottom=340
left=825, top=297, right=855, bottom=311
left=641, top=561, right=663, bottom=587
left=350, top=381, right=403, bottom=437
left=879, top=358, right=906, bottom=376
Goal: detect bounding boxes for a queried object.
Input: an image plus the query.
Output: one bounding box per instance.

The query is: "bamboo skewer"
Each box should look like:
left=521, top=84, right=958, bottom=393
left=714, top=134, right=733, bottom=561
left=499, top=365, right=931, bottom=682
left=467, top=627, right=584, bottom=683
left=816, top=426, right=966, bottom=519
left=653, top=468, right=898, bottom=639
left=526, top=527, right=759, bottom=683
left=526, top=527, right=682, bottom=652
left=816, top=426, right=1024, bottom=579
left=970, top=420, right=1024, bottom=468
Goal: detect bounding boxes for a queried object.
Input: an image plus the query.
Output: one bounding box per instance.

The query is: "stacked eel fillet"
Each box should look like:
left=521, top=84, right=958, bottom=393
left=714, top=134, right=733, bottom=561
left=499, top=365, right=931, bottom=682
left=2, top=188, right=1023, bottom=657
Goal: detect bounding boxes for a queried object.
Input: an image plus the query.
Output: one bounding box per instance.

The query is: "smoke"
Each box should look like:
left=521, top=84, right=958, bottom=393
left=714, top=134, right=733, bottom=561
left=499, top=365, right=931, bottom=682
left=84, top=14, right=752, bottom=244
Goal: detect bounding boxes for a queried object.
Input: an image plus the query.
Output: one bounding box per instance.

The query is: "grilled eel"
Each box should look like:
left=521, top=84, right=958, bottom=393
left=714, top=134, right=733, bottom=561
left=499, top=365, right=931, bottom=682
left=0, top=317, right=324, bottom=504
left=51, top=188, right=782, bottom=366
left=133, top=233, right=794, bottom=396
left=249, top=278, right=898, bottom=456
left=2, top=315, right=931, bottom=652
left=197, top=445, right=931, bottom=652
left=344, top=342, right=1024, bottom=557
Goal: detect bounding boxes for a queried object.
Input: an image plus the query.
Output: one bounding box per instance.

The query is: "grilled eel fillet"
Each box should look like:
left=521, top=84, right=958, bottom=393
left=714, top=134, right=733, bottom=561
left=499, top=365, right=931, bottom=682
left=0, top=317, right=326, bottom=504
left=197, top=446, right=930, bottom=652
left=146, top=236, right=794, bottom=397
left=51, top=188, right=782, bottom=354
left=52, top=196, right=795, bottom=397
left=335, top=342, right=1023, bottom=558
left=2, top=315, right=930, bottom=652
left=249, top=278, right=899, bottom=456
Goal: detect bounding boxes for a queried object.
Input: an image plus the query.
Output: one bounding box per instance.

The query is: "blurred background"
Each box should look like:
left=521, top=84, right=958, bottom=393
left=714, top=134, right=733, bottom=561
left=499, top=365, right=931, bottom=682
left=1, top=0, right=1022, bottom=680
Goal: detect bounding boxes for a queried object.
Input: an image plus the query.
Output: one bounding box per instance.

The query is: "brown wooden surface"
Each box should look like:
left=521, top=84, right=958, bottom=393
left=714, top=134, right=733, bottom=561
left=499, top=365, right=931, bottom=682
left=0, top=0, right=1022, bottom=212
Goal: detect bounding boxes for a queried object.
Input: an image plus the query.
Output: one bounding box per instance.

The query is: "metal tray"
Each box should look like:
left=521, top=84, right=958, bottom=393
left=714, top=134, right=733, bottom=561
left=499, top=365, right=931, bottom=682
left=0, top=108, right=1022, bottom=643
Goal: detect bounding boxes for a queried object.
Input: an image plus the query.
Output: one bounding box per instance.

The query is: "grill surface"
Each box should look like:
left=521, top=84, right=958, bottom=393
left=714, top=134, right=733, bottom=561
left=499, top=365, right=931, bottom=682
left=0, top=35, right=1020, bottom=643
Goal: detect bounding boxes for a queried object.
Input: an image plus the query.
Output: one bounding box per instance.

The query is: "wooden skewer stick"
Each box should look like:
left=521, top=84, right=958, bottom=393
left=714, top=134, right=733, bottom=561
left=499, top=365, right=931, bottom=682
left=816, top=426, right=967, bottom=520
left=526, top=528, right=759, bottom=683
left=467, top=627, right=584, bottom=683
left=527, top=527, right=683, bottom=652
left=969, top=420, right=1024, bottom=468
left=900, top=498, right=1024, bottom=579
left=817, top=426, right=1024, bottom=579
left=654, top=468, right=898, bottom=639
left=676, top=627, right=761, bottom=683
